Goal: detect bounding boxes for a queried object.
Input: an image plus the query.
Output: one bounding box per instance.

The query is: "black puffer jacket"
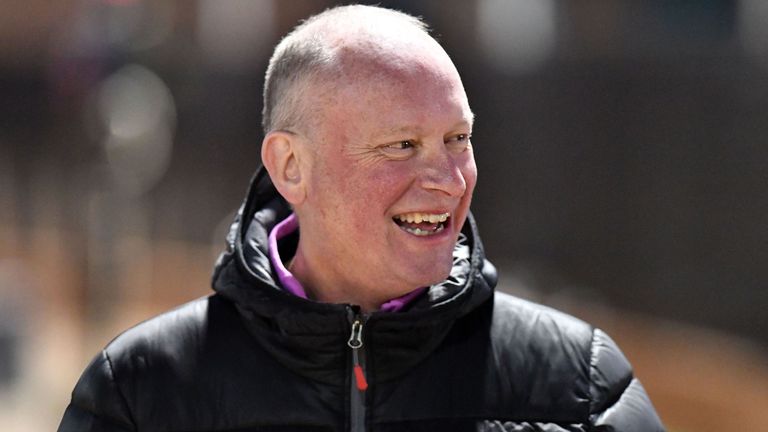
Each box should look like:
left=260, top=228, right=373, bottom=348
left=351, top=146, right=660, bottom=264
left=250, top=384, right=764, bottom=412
left=59, top=169, right=664, bottom=432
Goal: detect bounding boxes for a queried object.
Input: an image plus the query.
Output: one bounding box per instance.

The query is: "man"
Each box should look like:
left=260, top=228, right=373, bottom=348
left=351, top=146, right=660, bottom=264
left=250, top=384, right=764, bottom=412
left=60, top=5, right=664, bottom=432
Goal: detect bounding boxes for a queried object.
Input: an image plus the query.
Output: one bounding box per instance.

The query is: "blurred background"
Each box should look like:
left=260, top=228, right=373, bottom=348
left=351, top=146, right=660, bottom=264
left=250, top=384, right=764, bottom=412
left=1, top=0, right=766, bottom=430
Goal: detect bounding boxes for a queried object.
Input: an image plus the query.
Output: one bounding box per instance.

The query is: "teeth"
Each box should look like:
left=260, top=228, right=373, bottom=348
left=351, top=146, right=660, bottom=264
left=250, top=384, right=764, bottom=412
left=400, top=224, right=445, bottom=236
left=395, top=212, right=450, bottom=223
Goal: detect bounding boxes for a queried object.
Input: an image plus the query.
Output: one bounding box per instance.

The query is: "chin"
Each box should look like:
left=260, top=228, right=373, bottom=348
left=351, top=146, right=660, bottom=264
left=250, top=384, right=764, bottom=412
left=402, top=261, right=453, bottom=289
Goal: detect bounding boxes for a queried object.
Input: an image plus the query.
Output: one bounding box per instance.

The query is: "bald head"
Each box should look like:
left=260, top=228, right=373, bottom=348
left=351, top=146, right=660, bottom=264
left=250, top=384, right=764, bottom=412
left=262, top=5, right=458, bottom=135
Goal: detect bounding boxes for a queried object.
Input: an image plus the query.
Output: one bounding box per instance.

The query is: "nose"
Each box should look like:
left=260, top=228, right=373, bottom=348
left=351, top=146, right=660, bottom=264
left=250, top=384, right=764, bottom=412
left=418, top=146, right=468, bottom=198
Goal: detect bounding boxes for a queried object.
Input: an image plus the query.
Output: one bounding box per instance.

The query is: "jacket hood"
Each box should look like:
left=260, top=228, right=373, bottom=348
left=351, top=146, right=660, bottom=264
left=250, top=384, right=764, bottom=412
left=211, top=166, right=497, bottom=385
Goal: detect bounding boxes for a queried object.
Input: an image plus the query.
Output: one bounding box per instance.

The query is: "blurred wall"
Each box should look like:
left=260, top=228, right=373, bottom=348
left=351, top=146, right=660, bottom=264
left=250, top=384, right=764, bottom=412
left=1, top=1, right=767, bottom=431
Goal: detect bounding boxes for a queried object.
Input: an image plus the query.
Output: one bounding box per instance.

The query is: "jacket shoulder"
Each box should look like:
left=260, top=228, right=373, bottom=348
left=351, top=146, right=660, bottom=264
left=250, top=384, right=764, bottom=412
left=59, top=349, right=135, bottom=431
left=489, top=293, right=664, bottom=429
left=101, top=295, right=248, bottom=397
left=490, top=292, right=595, bottom=367
left=104, top=295, right=212, bottom=362
left=488, top=293, right=594, bottom=418
left=59, top=296, right=219, bottom=431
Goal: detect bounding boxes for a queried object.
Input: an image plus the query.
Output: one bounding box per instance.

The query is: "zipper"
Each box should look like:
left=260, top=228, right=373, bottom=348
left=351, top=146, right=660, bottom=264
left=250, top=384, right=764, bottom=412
left=347, top=308, right=368, bottom=432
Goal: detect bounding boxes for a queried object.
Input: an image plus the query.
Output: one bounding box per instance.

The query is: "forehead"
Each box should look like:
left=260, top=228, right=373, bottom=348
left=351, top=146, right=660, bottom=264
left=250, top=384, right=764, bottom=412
left=312, top=48, right=473, bottom=137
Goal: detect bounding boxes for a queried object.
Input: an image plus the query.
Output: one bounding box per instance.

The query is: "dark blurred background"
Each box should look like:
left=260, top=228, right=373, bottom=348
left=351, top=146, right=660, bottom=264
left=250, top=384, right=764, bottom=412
left=1, top=1, right=766, bottom=431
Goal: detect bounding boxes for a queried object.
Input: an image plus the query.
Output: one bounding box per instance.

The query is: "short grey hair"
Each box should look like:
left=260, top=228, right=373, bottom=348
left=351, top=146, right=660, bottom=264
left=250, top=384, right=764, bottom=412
left=261, top=5, right=430, bottom=135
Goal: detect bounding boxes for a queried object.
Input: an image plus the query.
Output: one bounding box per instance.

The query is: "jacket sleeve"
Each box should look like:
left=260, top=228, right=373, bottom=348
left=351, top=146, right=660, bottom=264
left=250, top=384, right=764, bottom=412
left=58, top=350, right=136, bottom=432
left=588, top=328, right=665, bottom=432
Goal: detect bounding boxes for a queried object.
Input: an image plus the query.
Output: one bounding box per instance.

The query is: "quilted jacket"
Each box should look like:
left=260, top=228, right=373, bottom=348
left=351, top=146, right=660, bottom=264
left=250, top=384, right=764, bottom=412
left=59, top=168, right=664, bottom=431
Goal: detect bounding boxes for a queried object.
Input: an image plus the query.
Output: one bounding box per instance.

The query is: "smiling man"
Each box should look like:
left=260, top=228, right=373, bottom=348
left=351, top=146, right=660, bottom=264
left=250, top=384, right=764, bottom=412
left=59, top=5, right=664, bottom=432
left=261, top=14, right=476, bottom=312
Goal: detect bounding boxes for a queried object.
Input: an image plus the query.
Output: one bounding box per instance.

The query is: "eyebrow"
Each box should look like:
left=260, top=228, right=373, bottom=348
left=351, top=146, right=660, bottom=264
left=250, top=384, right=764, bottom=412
left=380, top=118, right=474, bottom=137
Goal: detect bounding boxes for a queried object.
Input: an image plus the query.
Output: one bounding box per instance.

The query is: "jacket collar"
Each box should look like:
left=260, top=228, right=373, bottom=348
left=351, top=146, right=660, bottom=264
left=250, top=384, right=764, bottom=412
left=212, top=167, right=496, bottom=385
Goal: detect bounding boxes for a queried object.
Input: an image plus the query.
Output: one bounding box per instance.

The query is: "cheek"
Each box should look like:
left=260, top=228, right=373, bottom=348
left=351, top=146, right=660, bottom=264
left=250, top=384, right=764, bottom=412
left=344, top=171, right=402, bottom=221
left=336, top=158, right=410, bottom=201
left=314, top=163, right=388, bottom=229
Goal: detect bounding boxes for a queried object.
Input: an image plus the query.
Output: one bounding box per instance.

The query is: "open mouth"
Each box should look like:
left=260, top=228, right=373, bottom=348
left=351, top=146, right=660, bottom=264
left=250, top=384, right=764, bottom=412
left=393, top=212, right=450, bottom=237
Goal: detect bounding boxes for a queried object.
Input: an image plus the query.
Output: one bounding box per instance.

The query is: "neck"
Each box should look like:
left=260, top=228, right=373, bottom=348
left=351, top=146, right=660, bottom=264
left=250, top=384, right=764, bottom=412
left=289, top=244, right=385, bottom=313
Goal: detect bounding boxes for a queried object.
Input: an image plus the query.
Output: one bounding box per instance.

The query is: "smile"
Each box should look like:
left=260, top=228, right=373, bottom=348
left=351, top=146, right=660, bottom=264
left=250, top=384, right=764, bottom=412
left=393, top=212, right=450, bottom=236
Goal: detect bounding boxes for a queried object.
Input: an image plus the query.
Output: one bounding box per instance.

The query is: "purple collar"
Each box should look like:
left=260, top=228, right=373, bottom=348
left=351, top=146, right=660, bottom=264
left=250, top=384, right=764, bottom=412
left=267, top=213, right=425, bottom=312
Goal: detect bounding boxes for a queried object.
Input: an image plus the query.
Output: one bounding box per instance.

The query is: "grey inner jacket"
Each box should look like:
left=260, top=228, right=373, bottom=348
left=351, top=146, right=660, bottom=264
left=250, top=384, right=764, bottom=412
left=59, top=167, right=665, bottom=432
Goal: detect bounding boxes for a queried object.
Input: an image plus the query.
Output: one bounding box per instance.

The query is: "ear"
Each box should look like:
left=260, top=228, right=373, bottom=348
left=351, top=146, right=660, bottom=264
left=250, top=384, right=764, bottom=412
left=261, top=131, right=307, bottom=205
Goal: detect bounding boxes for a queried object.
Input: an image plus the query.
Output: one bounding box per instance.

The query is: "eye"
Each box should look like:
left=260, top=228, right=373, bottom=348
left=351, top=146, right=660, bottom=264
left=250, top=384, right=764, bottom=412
left=389, top=140, right=414, bottom=150
left=379, top=140, right=416, bottom=159
left=446, top=133, right=472, bottom=152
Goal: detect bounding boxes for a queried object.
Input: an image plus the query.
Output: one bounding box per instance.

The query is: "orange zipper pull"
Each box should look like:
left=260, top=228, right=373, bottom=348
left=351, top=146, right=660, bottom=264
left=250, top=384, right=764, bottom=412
left=353, top=362, right=368, bottom=391
left=348, top=319, right=368, bottom=391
